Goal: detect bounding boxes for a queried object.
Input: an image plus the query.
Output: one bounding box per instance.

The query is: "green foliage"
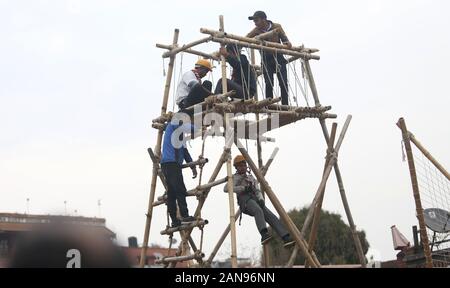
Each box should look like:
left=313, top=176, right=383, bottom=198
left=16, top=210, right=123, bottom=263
left=266, top=207, right=370, bottom=266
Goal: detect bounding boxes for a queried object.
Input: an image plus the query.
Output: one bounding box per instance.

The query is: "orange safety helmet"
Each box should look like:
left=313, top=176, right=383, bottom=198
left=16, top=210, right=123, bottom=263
left=233, top=155, right=246, bottom=166
left=195, top=59, right=213, bottom=71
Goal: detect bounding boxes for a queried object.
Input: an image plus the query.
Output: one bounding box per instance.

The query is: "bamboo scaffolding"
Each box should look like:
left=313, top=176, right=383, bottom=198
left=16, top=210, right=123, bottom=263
left=303, top=60, right=367, bottom=267
left=398, top=118, right=433, bottom=268
left=151, top=100, right=334, bottom=130
left=142, top=21, right=365, bottom=270
left=140, top=29, right=179, bottom=268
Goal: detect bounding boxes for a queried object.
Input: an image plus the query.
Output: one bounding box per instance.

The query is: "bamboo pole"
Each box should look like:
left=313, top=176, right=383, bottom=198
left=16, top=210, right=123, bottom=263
left=154, top=177, right=229, bottom=206
left=261, top=148, right=280, bottom=175
left=162, top=36, right=213, bottom=58
left=287, top=122, right=338, bottom=268
left=200, top=28, right=318, bottom=56
left=249, top=44, right=271, bottom=267
left=303, top=60, right=367, bottom=268
left=161, top=220, right=209, bottom=235
left=219, top=15, right=239, bottom=269
left=181, top=158, right=209, bottom=169
left=205, top=209, right=240, bottom=267
left=286, top=245, right=298, bottom=267
left=156, top=43, right=220, bottom=61
left=187, top=177, right=229, bottom=196
left=156, top=252, right=205, bottom=265
left=394, top=127, right=450, bottom=181
left=254, top=28, right=280, bottom=40
left=205, top=147, right=279, bottom=267
left=209, top=37, right=320, bottom=60
left=398, top=118, right=433, bottom=268
left=147, top=148, right=168, bottom=191
left=235, top=138, right=321, bottom=268
left=288, top=117, right=351, bottom=267
left=140, top=29, right=179, bottom=268
left=305, top=123, right=338, bottom=267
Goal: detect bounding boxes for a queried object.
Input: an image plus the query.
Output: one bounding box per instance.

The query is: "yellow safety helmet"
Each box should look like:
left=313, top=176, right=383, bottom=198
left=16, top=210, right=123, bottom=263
left=233, top=155, right=246, bottom=166
left=195, top=59, right=213, bottom=71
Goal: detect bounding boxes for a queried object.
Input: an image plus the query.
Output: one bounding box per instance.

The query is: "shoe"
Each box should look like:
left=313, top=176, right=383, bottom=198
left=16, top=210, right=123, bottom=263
left=261, top=231, right=272, bottom=245
left=282, top=235, right=295, bottom=248
left=181, top=216, right=196, bottom=223
left=171, top=219, right=181, bottom=228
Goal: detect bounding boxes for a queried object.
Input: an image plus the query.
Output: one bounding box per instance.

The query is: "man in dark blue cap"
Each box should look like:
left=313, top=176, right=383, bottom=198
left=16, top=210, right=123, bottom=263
left=247, top=11, right=292, bottom=106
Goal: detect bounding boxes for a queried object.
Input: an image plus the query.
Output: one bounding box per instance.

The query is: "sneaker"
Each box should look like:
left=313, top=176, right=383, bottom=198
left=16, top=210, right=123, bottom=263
left=181, top=216, right=196, bottom=223
left=171, top=219, right=181, bottom=228
left=283, top=235, right=295, bottom=248
left=261, top=232, right=273, bottom=245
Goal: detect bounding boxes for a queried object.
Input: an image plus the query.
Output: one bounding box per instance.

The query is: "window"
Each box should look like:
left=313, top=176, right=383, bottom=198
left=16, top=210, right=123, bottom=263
left=0, top=240, right=8, bottom=256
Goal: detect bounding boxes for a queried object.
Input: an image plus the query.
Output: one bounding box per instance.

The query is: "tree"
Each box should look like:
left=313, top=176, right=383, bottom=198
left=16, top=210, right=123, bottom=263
left=265, top=207, right=369, bottom=266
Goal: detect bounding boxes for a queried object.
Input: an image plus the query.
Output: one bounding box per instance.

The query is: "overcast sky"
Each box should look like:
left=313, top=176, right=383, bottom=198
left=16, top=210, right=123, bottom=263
left=1, top=0, right=449, bottom=263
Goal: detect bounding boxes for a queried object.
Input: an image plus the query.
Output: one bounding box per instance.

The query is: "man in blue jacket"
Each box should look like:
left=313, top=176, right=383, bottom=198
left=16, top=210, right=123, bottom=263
left=161, top=121, right=198, bottom=227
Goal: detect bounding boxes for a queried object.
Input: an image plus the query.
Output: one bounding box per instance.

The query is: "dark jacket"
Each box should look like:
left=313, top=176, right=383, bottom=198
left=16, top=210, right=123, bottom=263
left=247, top=21, right=289, bottom=67
left=226, top=54, right=257, bottom=96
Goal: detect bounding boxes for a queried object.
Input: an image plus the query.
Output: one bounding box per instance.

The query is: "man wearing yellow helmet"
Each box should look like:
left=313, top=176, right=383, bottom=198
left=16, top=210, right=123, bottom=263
left=176, top=59, right=214, bottom=110
left=224, top=155, right=295, bottom=247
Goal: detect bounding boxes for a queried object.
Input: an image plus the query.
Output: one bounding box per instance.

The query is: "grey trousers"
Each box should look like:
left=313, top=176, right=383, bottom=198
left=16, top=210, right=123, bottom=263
left=242, top=199, right=289, bottom=238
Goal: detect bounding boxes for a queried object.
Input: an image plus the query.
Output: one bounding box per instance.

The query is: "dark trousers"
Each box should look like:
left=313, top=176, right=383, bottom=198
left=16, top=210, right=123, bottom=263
left=241, top=198, right=289, bottom=238
left=179, top=81, right=212, bottom=110
left=161, top=162, right=189, bottom=221
left=214, top=79, right=255, bottom=100
left=263, top=63, right=288, bottom=105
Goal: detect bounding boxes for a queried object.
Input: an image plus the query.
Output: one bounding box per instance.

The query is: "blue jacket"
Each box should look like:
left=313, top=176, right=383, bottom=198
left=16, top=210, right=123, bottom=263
left=161, top=123, right=194, bottom=165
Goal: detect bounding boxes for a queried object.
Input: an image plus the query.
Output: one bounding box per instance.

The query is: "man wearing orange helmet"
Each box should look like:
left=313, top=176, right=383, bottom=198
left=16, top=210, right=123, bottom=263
left=176, top=59, right=214, bottom=110
left=224, top=155, right=295, bottom=247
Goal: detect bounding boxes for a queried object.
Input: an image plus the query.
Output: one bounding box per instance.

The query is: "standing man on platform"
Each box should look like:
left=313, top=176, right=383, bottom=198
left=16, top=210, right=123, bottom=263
left=247, top=11, right=292, bottom=105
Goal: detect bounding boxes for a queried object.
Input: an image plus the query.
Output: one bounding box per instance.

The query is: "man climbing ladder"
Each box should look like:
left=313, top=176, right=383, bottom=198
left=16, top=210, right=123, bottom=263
left=161, top=120, right=199, bottom=227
